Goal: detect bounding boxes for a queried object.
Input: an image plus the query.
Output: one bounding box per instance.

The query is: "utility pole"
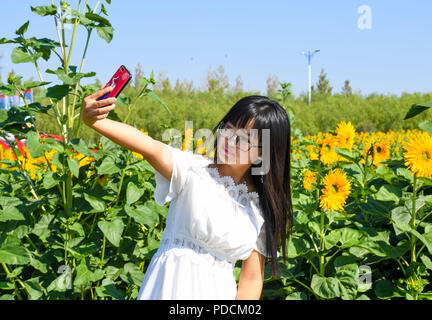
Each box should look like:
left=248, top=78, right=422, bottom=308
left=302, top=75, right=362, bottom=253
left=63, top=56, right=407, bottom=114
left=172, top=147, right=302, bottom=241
left=301, top=49, right=320, bottom=105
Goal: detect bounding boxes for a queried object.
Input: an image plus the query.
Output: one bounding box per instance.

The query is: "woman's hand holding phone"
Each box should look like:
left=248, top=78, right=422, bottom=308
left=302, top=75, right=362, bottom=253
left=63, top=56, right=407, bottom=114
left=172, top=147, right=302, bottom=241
left=82, top=86, right=117, bottom=127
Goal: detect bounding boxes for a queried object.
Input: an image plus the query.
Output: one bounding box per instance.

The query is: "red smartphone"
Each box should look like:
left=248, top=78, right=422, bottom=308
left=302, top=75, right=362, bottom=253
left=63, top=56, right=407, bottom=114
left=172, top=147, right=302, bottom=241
left=97, top=65, right=132, bottom=101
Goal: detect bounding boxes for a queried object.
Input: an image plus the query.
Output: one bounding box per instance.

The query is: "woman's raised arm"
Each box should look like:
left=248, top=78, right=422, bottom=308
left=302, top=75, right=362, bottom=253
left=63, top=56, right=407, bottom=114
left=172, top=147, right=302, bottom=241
left=81, top=86, right=174, bottom=182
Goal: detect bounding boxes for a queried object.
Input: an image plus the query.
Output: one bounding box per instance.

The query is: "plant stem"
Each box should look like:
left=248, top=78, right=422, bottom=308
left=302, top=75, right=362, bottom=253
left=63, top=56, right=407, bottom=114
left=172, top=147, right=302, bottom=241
left=411, top=173, right=418, bottom=263
left=65, top=0, right=81, bottom=70
left=290, top=277, right=320, bottom=300
left=319, top=208, right=326, bottom=276
left=306, top=257, right=320, bottom=275
left=14, top=84, right=39, bottom=136
left=33, top=60, right=63, bottom=135
left=115, top=151, right=133, bottom=206
left=1, top=263, right=28, bottom=300
left=73, top=29, right=93, bottom=138
left=396, top=258, right=406, bottom=276
left=100, top=235, right=106, bottom=269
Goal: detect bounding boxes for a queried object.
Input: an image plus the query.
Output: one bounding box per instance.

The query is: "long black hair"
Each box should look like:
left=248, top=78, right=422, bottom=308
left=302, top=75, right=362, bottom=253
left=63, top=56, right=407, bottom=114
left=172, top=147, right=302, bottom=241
left=206, top=95, right=294, bottom=278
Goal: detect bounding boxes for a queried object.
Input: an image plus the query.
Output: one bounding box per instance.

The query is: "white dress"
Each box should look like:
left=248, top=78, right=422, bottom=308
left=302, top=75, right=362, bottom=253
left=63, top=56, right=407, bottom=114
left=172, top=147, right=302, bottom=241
left=136, top=144, right=271, bottom=300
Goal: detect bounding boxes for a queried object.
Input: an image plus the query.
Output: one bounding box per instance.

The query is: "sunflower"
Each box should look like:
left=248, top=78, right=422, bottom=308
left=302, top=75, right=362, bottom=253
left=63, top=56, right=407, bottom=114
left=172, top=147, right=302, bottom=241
left=303, top=170, right=317, bottom=190
left=372, top=139, right=391, bottom=166
left=335, top=121, right=356, bottom=150
left=319, top=168, right=352, bottom=212
left=306, top=144, right=319, bottom=161
left=320, top=133, right=340, bottom=165
left=403, top=131, right=432, bottom=178
left=182, top=128, right=194, bottom=151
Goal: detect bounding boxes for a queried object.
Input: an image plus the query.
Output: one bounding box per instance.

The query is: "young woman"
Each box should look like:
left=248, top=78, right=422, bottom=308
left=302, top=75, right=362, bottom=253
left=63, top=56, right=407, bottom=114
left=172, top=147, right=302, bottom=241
left=81, top=87, right=294, bottom=300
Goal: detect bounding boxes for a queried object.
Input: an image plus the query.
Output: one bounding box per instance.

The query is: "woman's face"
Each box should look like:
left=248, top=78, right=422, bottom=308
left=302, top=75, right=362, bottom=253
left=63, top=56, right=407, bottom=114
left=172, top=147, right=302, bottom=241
left=216, top=119, right=262, bottom=165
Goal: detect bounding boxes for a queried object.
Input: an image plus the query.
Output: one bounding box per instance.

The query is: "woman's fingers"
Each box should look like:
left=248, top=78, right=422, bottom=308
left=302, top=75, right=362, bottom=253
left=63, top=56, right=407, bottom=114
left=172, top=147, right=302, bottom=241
left=82, top=87, right=116, bottom=125
left=88, top=85, right=114, bottom=100
left=92, top=97, right=117, bottom=109
left=91, top=104, right=116, bottom=116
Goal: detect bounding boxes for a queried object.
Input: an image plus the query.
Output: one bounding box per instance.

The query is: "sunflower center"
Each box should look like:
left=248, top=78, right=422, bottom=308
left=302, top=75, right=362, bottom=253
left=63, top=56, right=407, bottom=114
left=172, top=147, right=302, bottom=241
left=421, top=151, right=431, bottom=161
left=376, top=146, right=382, bottom=153
left=330, top=184, right=339, bottom=194
left=324, top=145, right=331, bottom=153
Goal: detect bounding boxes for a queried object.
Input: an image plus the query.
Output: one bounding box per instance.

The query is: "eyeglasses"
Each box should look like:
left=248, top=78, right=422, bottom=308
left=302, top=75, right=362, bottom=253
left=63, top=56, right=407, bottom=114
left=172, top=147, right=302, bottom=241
left=218, top=120, right=262, bottom=152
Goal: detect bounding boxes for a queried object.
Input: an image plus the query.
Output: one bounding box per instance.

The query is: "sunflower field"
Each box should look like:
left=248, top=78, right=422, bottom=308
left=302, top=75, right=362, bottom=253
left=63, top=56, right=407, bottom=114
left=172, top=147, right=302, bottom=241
left=272, top=118, right=432, bottom=300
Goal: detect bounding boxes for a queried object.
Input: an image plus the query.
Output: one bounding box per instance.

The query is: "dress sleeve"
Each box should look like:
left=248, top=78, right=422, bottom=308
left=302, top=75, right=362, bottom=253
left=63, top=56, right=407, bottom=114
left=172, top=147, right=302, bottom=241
left=253, top=223, right=272, bottom=258
left=153, top=144, right=196, bottom=206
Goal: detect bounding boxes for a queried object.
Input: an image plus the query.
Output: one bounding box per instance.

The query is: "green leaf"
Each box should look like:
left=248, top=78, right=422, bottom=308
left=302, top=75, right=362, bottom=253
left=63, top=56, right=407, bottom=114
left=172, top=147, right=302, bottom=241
left=286, top=235, right=313, bottom=258
left=126, top=181, right=144, bottom=205
left=11, top=47, right=42, bottom=64
left=26, top=131, right=45, bottom=158
left=95, top=281, right=125, bottom=300
left=324, top=227, right=365, bottom=250
left=28, top=252, right=49, bottom=274
left=67, top=157, right=79, bottom=178
left=70, top=138, right=93, bottom=157
left=333, top=256, right=359, bottom=299
left=119, top=263, right=145, bottom=286
left=311, top=275, right=341, bottom=299
left=96, top=26, right=114, bottom=43
left=406, top=229, right=432, bottom=256
left=0, top=84, right=16, bottom=96
left=375, top=279, right=405, bottom=299
left=43, top=171, right=60, bottom=189
left=15, top=21, right=30, bottom=36
left=0, top=282, right=14, bottom=290
left=21, top=80, right=51, bottom=91
left=46, top=68, right=95, bottom=85
left=391, top=206, right=411, bottom=235
left=97, top=158, right=121, bottom=175
left=404, top=101, right=432, bottom=120
left=375, top=184, right=401, bottom=203
left=334, top=148, right=361, bottom=162
left=74, top=259, right=104, bottom=288
left=0, top=206, right=25, bottom=222
left=419, top=120, right=432, bottom=136
left=24, top=277, right=45, bottom=300
left=0, top=38, right=16, bottom=45
left=32, top=214, right=54, bottom=240
left=285, top=292, right=308, bottom=300
left=85, top=12, right=112, bottom=26
left=43, top=85, right=70, bottom=101
left=396, top=167, right=414, bottom=183
left=146, top=91, right=172, bottom=114
left=31, top=5, right=58, bottom=17
left=420, top=254, right=432, bottom=270
left=307, top=220, right=321, bottom=234
left=98, top=219, right=125, bottom=247
left=83, top=193, right=106, bottom=212
left=6, top=266, right=23, bottom=279
left=0, top=246, right=31, bottom=265
left=375, top=165, right=396, bottom=184
left=124, top=204, right=159, bottom=226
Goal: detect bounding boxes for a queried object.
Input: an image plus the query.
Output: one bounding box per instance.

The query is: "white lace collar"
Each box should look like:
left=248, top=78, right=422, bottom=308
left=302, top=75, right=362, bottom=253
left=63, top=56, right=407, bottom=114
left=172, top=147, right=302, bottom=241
left=187, top=152, right=261, bottom=208
left=205, top=165, right=260, bottom=208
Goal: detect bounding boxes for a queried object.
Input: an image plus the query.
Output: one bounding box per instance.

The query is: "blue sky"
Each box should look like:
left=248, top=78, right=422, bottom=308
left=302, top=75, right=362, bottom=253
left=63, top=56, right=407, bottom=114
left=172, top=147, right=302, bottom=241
left=0, top=0, right=431, bottom=97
